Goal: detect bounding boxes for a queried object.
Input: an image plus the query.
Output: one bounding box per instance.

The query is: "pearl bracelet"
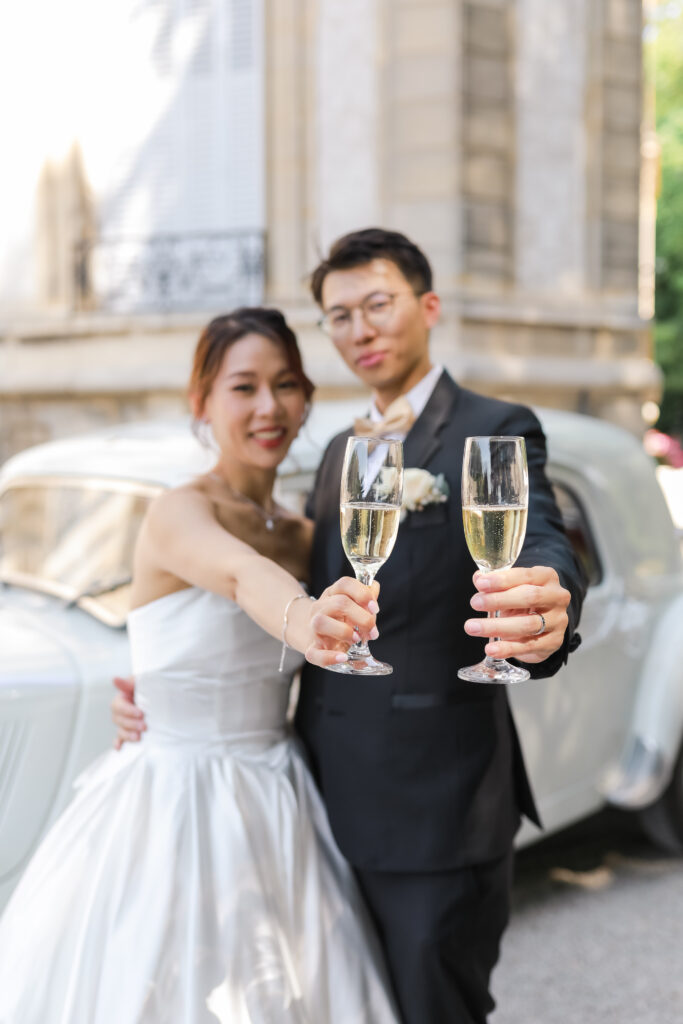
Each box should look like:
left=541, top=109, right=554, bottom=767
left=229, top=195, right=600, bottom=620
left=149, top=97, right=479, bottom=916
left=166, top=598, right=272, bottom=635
left=279, top=592, right=315, bottom=672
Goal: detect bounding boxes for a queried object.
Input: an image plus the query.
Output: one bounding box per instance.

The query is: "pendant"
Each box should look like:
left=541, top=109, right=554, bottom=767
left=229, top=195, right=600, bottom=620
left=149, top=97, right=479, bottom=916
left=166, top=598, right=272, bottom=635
left=265, top=518, right=274, bottom=531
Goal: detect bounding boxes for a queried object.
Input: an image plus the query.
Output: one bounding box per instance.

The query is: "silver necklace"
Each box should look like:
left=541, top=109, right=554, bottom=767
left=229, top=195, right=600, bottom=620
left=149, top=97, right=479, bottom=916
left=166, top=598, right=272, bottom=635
left=209, top=473, right=280, bottom=531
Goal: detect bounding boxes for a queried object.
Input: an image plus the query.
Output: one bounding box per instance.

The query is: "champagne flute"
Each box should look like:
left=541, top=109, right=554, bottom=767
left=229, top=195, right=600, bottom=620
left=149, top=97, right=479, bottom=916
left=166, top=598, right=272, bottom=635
left=458, top=436, right=530, bottom=684
left=328, top=436, right=403, bottom=675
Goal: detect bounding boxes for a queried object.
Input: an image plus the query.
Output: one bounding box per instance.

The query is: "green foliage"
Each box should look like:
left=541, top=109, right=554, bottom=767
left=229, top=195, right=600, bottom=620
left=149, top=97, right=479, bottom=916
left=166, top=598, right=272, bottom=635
left=650, top=3, right=683, bottom=437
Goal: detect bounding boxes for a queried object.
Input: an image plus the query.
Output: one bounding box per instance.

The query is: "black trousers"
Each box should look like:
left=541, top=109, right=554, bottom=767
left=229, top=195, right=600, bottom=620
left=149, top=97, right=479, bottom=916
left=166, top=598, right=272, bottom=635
left=354, top=852, right=514, bottom=1024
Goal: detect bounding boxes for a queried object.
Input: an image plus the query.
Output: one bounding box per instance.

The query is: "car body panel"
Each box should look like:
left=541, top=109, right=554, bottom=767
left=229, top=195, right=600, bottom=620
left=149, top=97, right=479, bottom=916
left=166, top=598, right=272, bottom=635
left=0, top=588, right=130, bottom=909
left=0, top=606, right=78, bottom=882
left=513, top=412, right=683, bottom=842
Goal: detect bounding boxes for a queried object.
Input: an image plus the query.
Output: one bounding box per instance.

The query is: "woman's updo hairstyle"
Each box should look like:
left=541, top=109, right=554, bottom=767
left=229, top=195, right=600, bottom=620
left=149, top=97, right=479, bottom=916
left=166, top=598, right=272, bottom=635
left=189, top=307, right=315, bottom=434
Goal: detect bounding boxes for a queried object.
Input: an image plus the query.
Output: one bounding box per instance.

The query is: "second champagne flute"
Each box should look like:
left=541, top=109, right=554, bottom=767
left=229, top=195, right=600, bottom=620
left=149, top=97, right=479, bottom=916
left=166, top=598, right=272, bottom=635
left=458, top=435, right=530, bottom=684
left=328, top=436, right=403, bottom=676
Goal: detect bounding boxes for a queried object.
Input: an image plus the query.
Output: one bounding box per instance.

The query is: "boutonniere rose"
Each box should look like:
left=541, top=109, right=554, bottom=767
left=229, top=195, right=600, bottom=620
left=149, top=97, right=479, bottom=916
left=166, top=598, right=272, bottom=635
left=401, top=469, right=449, bottom=518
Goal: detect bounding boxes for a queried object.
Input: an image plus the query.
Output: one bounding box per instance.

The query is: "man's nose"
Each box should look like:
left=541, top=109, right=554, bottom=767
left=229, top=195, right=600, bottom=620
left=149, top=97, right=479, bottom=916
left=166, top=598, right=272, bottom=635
left=350, top=307, right=377, bottom=344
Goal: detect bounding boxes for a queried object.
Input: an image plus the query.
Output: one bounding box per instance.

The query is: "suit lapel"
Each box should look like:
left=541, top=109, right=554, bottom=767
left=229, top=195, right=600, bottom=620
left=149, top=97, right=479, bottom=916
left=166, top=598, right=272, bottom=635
left=324, top=431, right=352, bottom=581
left=402, top=370, right=459, bottom=469
left=317, top=372, right=460, bottom=583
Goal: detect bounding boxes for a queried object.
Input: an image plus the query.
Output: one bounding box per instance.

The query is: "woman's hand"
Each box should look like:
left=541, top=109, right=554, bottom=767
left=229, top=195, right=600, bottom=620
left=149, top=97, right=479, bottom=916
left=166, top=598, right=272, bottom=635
left=304, top=577, right=380, bottom=668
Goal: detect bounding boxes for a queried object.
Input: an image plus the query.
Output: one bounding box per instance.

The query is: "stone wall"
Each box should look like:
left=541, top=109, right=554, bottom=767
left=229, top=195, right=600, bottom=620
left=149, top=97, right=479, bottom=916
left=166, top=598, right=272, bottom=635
left=0, top=0, right=659, bottom=465
left=0, top=319, right=198, bottom=464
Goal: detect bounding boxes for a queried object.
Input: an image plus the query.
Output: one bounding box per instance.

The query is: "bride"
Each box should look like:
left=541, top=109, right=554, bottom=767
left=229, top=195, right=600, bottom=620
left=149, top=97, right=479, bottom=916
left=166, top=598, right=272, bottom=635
left=0, top=307, right=399, bottom=1023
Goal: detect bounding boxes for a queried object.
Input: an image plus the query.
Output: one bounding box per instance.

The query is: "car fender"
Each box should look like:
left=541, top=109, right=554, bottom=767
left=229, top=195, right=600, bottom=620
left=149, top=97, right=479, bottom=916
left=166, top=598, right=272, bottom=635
left=0, top=606, right=81, bottom=882
left=602, top=590, right=683, bottom=809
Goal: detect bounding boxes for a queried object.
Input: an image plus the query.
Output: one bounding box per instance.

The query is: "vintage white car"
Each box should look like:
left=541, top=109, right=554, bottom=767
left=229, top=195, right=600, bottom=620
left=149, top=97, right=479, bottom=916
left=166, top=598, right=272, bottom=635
left=1, top=406, right=683, bottom=912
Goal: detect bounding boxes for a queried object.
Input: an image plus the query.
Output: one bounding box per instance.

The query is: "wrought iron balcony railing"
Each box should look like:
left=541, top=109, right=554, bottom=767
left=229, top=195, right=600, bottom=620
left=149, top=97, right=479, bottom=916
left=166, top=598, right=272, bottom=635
left=74, top=230, right=265, bottom=314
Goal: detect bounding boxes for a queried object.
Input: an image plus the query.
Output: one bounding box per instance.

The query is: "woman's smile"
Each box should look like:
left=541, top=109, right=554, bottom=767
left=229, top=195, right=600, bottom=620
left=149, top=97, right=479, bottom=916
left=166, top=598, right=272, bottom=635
left=250, top=425, right=289, bottom=449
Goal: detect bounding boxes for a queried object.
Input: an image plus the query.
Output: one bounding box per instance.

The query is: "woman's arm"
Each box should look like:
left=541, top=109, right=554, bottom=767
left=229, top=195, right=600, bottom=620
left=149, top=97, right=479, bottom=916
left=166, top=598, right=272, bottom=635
left=140, top=487, right=377, bottom=666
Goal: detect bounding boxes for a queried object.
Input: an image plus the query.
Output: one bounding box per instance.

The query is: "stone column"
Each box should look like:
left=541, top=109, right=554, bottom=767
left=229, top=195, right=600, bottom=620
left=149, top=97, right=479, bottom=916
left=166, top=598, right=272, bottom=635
left=315, top=0, right=381, bottom=249
left=264, top=0, right=317, bottom=307
left=515, top=0, right=589, bottom=296
left=380, top=0, right=462, bottom=294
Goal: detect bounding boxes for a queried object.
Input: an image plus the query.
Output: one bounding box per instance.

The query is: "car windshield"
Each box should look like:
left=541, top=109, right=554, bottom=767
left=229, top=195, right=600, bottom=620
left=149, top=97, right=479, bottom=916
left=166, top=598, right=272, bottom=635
left=0, top=477, right=158, bottom=627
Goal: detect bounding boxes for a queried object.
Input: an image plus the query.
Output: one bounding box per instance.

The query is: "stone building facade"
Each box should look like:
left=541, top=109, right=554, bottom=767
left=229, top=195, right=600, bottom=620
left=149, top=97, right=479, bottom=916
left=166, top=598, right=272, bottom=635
left=0, top=0, right=658, bottom=464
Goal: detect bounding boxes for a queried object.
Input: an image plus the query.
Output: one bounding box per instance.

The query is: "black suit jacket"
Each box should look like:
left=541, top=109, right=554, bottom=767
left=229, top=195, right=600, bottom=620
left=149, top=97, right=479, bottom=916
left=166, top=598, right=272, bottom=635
left=295, top=372, right=586, bottom=872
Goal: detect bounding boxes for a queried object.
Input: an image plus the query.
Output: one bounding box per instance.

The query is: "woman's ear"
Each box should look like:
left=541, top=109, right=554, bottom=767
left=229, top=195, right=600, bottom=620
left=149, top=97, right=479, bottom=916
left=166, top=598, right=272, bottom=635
left=189, top=390, right=206, bottom=423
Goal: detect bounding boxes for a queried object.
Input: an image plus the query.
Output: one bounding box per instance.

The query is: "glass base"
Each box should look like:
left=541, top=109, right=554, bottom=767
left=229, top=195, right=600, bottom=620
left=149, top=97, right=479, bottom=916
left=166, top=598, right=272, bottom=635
left=457, top=657, right=530, bottom=685
left=326, top=653, right=393, bottom=676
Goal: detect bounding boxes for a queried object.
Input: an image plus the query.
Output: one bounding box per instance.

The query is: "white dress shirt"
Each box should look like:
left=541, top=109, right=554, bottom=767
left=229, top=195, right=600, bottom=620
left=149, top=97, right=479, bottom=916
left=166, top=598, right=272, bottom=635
left=368, top=364, right=444, bottom=440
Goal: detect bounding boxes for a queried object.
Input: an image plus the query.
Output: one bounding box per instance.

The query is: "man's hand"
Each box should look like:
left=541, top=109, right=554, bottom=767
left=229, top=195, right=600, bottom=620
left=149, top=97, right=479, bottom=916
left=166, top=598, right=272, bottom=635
left=111, top=676, right=146, bottom=749
left=463, top=566, right=571, bottom=664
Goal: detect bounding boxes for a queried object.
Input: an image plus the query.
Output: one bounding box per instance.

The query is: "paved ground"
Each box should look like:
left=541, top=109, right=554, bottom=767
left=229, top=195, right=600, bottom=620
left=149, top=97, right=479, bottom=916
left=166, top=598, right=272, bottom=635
left=491, top=809, right=683, bottom=1024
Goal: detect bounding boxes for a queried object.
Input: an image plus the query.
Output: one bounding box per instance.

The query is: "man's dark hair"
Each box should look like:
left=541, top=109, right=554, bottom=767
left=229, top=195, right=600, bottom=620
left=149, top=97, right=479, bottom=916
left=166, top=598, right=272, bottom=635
left=310, top=227, right=433, bottom=305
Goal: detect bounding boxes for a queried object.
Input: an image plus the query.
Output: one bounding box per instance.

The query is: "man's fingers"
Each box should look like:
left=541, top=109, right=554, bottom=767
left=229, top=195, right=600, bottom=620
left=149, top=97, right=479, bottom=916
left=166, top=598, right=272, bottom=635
left=112, top=693, right=144, bottom=720
left=473, top=565, right=559, bottom=591
left=113, top=676, right=135, bottom=697
left=465, top=612, right=562, bottom=640
left=471, top=584, right=553, bottom=613
left=111, top=695, right=145, bottom=731
left=470, top=583, right=570, bottom=615
left=115, top=709, right=146, bottom=730
left=467, top=567, right=572, bottom=665
left=115, top=727, right=143, bottom=745
left=481, top=638, right=559, bottom=664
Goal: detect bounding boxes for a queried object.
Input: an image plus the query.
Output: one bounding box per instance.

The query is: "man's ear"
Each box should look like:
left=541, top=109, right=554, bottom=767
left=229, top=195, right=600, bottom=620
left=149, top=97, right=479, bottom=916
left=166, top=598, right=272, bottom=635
left=421, top=291, right=441, bottom=329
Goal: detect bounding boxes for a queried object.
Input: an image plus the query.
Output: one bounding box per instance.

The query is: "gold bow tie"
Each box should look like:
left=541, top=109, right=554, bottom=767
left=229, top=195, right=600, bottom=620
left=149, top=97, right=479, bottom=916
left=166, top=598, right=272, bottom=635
left=354, top=395, right=416, bottom=437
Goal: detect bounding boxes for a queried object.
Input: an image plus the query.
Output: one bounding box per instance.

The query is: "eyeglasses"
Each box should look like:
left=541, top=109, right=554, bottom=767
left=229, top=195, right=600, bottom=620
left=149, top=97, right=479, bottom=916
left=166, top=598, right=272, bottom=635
left=318, top=290, right=424, bottom=340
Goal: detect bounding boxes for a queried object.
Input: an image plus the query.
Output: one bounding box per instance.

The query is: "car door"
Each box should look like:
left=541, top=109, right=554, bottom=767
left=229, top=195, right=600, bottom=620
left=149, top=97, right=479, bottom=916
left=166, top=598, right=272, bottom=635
left=510, top=466, right=644, bottom=837
left=0, top=604, right=80, bottom=905
left=0, top=475, right=153, bottom=910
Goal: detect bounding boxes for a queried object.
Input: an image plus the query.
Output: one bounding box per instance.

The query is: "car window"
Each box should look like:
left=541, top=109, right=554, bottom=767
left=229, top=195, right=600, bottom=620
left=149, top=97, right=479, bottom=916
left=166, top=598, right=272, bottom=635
left=552, top=483, right=603, bottom=587
left=0, top=477, right=158, bottom=627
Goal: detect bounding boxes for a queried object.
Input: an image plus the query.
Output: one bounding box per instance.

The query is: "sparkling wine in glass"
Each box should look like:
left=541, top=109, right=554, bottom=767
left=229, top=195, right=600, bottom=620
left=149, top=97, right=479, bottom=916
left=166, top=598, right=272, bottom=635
left=328, top=436, right=403, bottom=676
left=458, top=436, right=530, bottom=684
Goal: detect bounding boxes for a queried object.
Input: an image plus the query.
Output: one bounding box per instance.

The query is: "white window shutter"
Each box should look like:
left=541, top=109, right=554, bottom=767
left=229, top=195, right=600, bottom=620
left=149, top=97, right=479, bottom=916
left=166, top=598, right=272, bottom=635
left=90, top=0, right=264, bottom=310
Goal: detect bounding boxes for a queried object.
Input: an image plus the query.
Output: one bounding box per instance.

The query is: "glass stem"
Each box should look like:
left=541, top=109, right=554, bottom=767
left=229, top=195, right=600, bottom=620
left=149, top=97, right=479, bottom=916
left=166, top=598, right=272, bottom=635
left=347, top=568, right=374, bottom=660
left=483, top=609, right=506, bottom=669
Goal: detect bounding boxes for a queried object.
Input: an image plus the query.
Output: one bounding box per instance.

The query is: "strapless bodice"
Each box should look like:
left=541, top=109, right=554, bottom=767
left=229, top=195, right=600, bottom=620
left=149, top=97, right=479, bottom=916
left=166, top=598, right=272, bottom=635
left=126, top=587, right=302, bottom=748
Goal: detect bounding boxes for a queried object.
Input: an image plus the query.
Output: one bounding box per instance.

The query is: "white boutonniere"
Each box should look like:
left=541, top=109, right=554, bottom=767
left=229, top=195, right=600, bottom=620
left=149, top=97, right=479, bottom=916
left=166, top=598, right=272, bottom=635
left=401, top=469, right=450, bottom=519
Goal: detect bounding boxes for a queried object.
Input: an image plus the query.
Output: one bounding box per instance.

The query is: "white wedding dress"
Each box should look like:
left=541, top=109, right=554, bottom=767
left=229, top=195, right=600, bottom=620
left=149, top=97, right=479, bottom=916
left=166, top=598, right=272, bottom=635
left=0, top=587, right=398, bottom=1023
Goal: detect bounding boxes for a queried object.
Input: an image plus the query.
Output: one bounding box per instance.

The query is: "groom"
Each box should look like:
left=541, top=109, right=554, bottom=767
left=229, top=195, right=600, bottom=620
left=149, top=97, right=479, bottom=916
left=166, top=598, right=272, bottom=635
left=294, top=228, right=585, bottom=1023
left=114, top=228, right=585, bottom=1023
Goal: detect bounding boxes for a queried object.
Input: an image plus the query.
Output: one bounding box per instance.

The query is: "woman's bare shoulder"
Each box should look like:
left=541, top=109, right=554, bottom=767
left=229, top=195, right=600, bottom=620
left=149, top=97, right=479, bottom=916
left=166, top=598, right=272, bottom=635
left=146, top=478, right=214, bottom=523
left=131, top=478, right=237, bottom=607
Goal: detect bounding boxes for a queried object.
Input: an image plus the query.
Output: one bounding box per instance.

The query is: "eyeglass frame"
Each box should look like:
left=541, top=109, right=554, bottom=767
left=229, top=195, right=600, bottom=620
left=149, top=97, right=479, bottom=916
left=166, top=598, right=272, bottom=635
left=317, top=289, right=427, bottom=339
